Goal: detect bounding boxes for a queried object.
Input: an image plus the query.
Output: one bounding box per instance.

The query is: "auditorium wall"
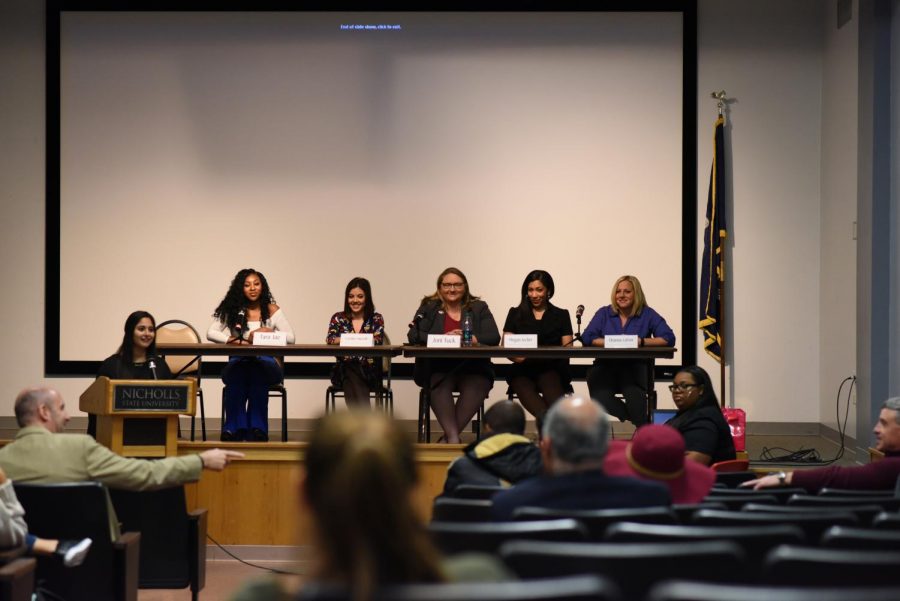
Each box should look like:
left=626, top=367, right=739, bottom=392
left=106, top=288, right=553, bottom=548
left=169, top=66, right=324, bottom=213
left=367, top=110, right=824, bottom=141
left=0, top=1, right=882, bottom=435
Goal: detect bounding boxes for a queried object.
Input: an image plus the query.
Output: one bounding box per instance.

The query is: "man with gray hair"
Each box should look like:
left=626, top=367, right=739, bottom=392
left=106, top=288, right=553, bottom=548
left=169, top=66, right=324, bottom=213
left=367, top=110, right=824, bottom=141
left=491, top=396, right=670, bottom=521
left=745, top=396, right=900, bottom=492
left=0, top=387, right=242, bottom=494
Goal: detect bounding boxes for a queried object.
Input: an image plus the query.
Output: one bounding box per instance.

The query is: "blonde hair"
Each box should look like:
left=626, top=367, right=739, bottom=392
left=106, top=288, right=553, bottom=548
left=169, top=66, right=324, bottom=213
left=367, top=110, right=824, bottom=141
left=419, top=266, right=481, bottom=310
left=304, top=412, right=445, bottom=599
left=610, top=275, right=647, bottom=317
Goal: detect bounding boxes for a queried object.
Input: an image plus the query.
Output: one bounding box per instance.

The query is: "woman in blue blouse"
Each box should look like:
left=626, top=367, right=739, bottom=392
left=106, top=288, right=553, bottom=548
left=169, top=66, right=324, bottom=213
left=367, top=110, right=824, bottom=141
left=582, top=274, right=675, bottom=425
left=326, top=277, right=386, bottom=408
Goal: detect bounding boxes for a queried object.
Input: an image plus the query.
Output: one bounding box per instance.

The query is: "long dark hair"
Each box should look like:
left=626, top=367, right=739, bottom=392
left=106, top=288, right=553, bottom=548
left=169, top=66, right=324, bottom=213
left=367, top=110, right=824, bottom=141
left=515, top=270, right=555, bottom=325
left=212, top=268, right=275, bottom=327
left=117, top=310, right=157, bottom=363
left=304, top=412, right=445, bottom=600
left=674, top=365, right=719, bottom=411
left=343, top=277, right=375, bottom=321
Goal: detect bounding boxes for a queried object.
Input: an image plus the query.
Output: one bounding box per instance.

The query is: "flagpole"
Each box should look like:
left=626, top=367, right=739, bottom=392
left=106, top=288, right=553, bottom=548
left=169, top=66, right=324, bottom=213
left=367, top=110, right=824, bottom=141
left=711, top=91, right=727, bottom=409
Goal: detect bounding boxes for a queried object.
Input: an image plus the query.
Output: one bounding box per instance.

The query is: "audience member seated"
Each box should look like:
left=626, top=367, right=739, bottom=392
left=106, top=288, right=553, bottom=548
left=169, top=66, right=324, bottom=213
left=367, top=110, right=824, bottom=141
left=90, top=310, right=173, bottom=438
left=665, top=365, right=736, bottom=466
left=442, top=400, right=542, bottom=496
left=0, top=466, right=91, bottom=567
left=230, top=411, right=510, bottom=601
left=490, top=396, right=670, bottom=521
left=603, top=424, right=716, bottom=504
left=744, top=396, right=900, bottom=493
left=0, top=387, right=242, bottom=539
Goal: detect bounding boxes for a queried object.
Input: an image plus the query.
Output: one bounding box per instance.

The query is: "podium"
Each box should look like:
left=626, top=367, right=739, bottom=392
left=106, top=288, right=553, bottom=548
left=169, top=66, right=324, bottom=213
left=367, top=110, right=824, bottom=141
left=79, top=377, right=195, bottom=458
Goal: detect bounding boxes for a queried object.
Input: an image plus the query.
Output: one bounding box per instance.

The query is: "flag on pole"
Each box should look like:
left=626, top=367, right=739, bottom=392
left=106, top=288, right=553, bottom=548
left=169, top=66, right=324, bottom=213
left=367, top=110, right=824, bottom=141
left=699, top=115, right=726, bottom=362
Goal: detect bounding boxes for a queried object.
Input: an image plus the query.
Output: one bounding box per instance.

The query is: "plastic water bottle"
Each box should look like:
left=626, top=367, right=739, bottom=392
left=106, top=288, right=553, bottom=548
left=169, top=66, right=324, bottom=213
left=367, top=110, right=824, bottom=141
left=462, top=312, right=473, bottom=347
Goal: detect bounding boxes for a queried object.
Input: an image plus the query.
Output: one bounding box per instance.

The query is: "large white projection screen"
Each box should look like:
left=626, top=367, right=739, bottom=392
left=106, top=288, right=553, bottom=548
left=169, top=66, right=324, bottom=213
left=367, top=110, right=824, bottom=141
left=59, top=11, right=684, bottom=374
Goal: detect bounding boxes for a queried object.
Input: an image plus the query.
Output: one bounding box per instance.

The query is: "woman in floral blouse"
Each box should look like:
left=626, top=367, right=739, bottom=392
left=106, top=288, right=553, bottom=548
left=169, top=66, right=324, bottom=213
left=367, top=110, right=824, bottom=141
left=326, top=277, right=386, bottom=408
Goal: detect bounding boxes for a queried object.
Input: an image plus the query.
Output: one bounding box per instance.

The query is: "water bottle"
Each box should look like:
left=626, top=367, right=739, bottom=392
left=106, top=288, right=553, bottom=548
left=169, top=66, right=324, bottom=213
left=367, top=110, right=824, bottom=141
left=461, top=312, right=473, bottom=347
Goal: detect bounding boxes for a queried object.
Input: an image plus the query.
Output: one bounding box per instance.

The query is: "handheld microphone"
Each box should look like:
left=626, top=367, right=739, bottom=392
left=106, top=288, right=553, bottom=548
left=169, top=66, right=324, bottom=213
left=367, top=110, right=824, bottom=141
left=575, top=305, right=585, bottom=323
left=148, top=358, right=158, bottom=380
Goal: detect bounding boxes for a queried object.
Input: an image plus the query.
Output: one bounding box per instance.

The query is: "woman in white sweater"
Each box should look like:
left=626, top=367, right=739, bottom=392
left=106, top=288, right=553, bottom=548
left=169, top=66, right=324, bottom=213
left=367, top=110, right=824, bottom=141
left=207, top=269, right=294, bottom=442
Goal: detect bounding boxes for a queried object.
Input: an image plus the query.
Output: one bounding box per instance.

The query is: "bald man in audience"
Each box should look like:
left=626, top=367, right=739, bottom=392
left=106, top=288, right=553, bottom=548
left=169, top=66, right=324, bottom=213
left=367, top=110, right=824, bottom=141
left=491, top=396, right=670, bottom=521
left=0, top=387, right=242, bottom=511
left=744, top=396, right=900, bottom=493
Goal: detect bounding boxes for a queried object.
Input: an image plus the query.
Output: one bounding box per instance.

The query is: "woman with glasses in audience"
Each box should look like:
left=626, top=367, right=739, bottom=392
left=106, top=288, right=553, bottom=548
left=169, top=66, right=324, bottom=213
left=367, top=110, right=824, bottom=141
left=502, top=270, right=573, bottom=430
left=665, top=365, right=736, bottom=466
left=407, top=267, right=500, bottom=443
left=582, top=274, right=675, bottom=426
left=92, top=310, right=172, bottom=437
left=326, top=277, right=386, bottom=408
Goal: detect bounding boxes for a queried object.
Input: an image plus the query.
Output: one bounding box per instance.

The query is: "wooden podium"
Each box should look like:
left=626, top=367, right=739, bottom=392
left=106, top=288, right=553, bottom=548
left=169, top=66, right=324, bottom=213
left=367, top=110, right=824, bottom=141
left=79, top=377, right=195, bottom=458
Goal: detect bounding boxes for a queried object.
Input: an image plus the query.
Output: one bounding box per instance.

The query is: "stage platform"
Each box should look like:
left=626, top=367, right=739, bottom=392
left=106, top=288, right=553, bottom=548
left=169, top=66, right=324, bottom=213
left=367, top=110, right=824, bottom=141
left=178, top=440, right=463, bottom=545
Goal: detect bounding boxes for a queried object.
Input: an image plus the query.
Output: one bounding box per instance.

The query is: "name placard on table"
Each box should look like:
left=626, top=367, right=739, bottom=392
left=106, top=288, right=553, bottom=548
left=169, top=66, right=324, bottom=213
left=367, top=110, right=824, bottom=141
left=427, top=334, right=461, bottom=348
left=340, top=333, right=375, bottom=347
left=504, top=334, right=538, bottom=348
left=254, top=331, right=288, bottom=346
left=605, top=334, right=639, bottom=349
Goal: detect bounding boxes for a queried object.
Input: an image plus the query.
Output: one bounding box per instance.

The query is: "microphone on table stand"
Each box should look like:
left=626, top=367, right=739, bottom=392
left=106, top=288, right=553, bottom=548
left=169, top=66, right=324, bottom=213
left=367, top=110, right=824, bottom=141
left=148, top=357, right=159, bottom=380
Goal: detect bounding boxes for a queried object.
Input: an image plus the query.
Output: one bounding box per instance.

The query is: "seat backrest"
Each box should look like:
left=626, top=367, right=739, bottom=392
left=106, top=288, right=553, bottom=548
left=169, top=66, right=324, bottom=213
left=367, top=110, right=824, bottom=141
left=710, top=459, right=750, bottom=473
left=714, top=471, right=758, bottom=488
left=762, top=544, right=900, bottom=587
left=692, top=508, right=858, bottom=542
left=745, top=501, right=884, bottom=525
left=872, top=511, right=900, bottom=529
left=671, top=501, right=727, bottom=523
left=108, top=486, right=191, bottom=588
left=431, top=498, right=494, bottom=523
left=428, top=518, right=587, bottom=555
left=706, top=486, right=806, bottom=504
left=818, top=487, right=897, bottom=498
left=500, top=539, right=746, bottom=600
left=511, top=505, right=677, bottom=540
left=13, top=482, right=120, bottom=601
left=605, top=521, right=804, bottom=579
left=451, top=484, right=506, bottom=500
left=156, top=319, right=202, bottom=377
left=821, top=525, right=900, bottom=550
left=787, top=494, right=900, bottom=512
left=647, top=581, right=900, bottom=601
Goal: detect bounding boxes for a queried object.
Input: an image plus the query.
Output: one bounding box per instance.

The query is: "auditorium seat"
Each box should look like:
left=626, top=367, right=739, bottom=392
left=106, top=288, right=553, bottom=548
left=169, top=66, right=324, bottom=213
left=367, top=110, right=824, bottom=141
left=714, top=471, right=757, bottom=488
left=647, top=581, right=900, bottom=601
left=428, top=519, right=587, bottom=555
left=691, top=508, right=858, bottom=542
left=821, top=525, right=900, bottom=551
left=762, top=545, right=900, bottom=587
left=707, top=486, right=807, bottom=504
left=450, top=484, right=506, bottom=499
left=0, top=547, right=35, bottom=601
left=500, top=539, right=746, bottom=599
left=672, top=501, right=727, bottom=523
left=710, top=459, right=749, bottom=472
left=743, top=501, right=885, bottom=526
left=156, top=319, right=206, bottom=441
left=786, top=493, right=900, bottom=512
left=13, top=482, right=139, bottom=601
left=818, top=487, right=897, bottom=498
left=702, top=492, right=780, bottom=510
left=604, top=522, right=804, bottom=579
left=872, top=511, right=900, bottom=529
left=108, top=486, right=207, bottom=601
left=510, top=505, right=676, bottom=540
left=431, top=498, right=493, bottom=523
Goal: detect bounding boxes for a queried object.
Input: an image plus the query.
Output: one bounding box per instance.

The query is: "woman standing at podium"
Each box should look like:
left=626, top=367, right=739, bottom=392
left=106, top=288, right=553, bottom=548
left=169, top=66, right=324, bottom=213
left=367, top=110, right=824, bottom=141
left=91, top=310, right=173, bottom=437
left=407, top=267, right=500, bottom=443
left=582, top=274, right=675, bottom=426
left=326, top=277, right=386, bottom=408
left=502, top=270, right=573, bottom=430
left=207, top=268, right=294, bottom=442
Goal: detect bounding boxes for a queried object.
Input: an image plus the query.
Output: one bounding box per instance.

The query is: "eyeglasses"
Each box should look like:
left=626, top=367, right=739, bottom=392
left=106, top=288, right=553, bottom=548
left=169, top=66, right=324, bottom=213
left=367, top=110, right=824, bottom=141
left=668, top=383, right=698, bottom=392
left=440, top=282, right=465, bottom=290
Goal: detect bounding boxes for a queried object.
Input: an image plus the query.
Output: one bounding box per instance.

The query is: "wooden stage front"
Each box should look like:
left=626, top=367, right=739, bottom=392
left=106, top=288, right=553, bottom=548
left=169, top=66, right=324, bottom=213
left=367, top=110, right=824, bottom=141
left=178, top=440, right=461, bottom=546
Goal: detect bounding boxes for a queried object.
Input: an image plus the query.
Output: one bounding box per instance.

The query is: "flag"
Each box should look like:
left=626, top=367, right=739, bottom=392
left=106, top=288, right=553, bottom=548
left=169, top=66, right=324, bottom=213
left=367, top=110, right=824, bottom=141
left=699, top=115, right=726, bottom=362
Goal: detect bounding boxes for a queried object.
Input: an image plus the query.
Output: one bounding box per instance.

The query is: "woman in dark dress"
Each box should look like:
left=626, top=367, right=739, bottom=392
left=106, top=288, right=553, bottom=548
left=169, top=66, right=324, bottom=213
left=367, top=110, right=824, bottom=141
left=665, top=365, right=736, bottom=466
left=502, top=270, right=573, bottom=429
left=407, top=267, right=500, bottom=443
left=92, top=310, right=172, bottom=436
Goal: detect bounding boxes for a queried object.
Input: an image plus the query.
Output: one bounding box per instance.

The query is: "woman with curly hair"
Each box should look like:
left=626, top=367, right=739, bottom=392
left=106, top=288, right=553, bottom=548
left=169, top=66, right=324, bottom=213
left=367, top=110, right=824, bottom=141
left=207, top=269, right=294, bottom=442
left=92, top=310, right=172, bottom=437
left=325, top=277, right=386, bottom=408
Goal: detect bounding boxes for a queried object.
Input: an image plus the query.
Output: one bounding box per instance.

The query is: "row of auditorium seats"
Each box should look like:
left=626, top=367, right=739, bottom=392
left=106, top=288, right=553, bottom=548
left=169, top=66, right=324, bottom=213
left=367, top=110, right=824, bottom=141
left=2, top=482, right=204, bottom=601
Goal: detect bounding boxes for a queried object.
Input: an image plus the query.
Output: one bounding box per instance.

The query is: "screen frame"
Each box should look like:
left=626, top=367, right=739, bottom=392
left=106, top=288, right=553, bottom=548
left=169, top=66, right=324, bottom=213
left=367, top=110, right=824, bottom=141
left=45, top=0, right=698, bottom=380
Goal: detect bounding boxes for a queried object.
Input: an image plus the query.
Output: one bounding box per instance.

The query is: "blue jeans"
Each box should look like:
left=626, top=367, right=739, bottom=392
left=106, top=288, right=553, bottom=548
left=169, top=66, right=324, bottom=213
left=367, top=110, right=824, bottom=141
left=221, top=356, right=282, bottom=433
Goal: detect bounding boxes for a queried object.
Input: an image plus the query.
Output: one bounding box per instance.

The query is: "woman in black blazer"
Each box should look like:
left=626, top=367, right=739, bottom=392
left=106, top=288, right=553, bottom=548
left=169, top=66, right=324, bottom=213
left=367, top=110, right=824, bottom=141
left=407, top=267, right=500, bottom=443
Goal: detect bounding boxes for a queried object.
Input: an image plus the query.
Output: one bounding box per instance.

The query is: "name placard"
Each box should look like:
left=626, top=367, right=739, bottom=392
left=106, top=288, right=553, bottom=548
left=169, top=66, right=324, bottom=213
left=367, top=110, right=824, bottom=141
left=427, top=334, right=461, bottom=348
left=254, top=331, right=288, bottom=346
left=340, top=333, right=374, bottom=347
left=605, top=334, right=639, bottom=349
left=504, top=334, right=538, bottom=349
left=113, top=383, right=191, bottom=412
